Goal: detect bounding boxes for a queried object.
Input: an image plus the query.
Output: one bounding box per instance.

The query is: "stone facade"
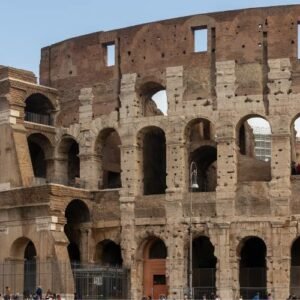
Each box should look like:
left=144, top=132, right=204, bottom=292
left=1, top=5, right=300, bottom=300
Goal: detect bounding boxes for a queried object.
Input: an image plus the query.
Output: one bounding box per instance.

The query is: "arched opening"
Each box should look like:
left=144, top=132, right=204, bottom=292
left=140, top=82, right=168, bottom=116
left=291, top=237, right=300, bottom=296
left=185, top=119, right=217, bottom=192
left=138, top=127, right=167, bottom=195
left=291, top=116, right=300, bottom=175
left=57, top=137, right=80, bottom=186
left=27, top=134, right=52, bottom=184
left=237, top=117, right=271, bottom=181
left=25, top=93, right=54, bottom=126
left=143, top=238, right=167, bottom=300
left=95, top=240, right=123, bottom=266
left=24, top=241, right=37, bottom=297
left=239, top=237, right=267, bottom=299
left=191, top=236, right=217, bottom=299
left=65, top=200, right=90, bottom=265
left=96, top=128, right=121, bottom=189
left=10, top=238, right=37, bottom=297
left=28, top=141, right=46, bottom=178
left=190, top=146, right=217, bottom=192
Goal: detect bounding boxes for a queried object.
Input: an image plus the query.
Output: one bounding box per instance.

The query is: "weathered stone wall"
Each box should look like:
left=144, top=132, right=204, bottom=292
left=2, top=4, right=300, bottom=300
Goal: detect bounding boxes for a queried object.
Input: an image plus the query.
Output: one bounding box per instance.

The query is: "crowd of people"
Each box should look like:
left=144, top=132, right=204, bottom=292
left=0, top=287, right=62, bottom=300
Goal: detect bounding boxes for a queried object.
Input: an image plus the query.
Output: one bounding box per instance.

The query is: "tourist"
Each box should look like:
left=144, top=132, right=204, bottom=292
left=252, top=292, right=260, bottom=300
left=267, top=293, right=272, bottom=300
left=35, top=287, right=42, bottom=300
left=4, top=287, right=11, bottom=300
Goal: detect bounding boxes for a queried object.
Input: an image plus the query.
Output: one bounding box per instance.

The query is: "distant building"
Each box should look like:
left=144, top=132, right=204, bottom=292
left=252, top=127, right=271, bottom=162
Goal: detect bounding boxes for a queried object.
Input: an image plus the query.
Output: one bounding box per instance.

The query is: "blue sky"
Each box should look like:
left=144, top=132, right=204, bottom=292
left=0, top=0, right=298, bottom=77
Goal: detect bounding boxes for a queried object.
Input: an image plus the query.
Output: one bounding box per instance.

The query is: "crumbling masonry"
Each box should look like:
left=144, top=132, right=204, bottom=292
left=1, top=5, right=300, bottom=300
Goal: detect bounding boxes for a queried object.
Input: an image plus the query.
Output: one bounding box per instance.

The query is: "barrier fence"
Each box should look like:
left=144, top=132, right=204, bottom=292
left=0, top=261, right=129, bottom=300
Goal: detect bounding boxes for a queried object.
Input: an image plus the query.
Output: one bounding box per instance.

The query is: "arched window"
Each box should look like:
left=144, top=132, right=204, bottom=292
left=25, top=93, right=54, bottom=125
left=27, top=133, right=52, bottom=183
left=149, top=239, right=167, bottom=259
left=65, top=200, right=90, bottom=264
left=185, top=119, right=217, bottom=192
left=237, top=117, right=271, bottom=181
left=138, top=126, right=167, bottom=195
left=139, top=82, right=168, bottom=116
left=96, top=128, right=121, bottom=189
left=57, top=137, right=80, bottom=186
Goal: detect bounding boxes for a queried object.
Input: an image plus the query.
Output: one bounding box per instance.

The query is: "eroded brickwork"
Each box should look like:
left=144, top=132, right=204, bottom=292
left=1, top=5, right=300, bottom=300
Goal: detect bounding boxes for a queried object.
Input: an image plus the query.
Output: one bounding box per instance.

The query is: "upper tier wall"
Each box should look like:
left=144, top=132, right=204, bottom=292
left=40, top=5, right=300, bottom=126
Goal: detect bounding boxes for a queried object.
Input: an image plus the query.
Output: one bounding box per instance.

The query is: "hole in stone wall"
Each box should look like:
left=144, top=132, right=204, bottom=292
left=140, top=82, right=168, bottom=116
left=105, top=43, right=115, bottom=66
left=193, top=27, right=208, bottom=52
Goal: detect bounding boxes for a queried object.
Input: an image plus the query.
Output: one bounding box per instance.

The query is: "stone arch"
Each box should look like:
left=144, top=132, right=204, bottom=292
left=25, top=93, right=55, bottom=126
left=95, top=127, right=122, bottom=189
left=185, top=118, right=217, bottom=192
left=290, top=236, right=300, bottom=295
left=237, top=236, right=267, bottom=300
left=141, top=237, right=168, bottom=300
left=65, top=199, right=90, bottom=264
left=27, top=133, right=53, bottom=181
left=10, top=237, right=37, bottom=296
left=137, top=126, right=167, bottom=195
left=236, top=115, right=271, bottom=182
left=94, top=239, right=123, bottom=266
left=138, top=81, right=167, bottom=116
left=56, top=135, right=80, bottom=186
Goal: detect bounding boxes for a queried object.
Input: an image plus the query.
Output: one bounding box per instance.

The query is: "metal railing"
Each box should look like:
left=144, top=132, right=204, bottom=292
left=25, top=112, right=52, bottom=126
left=0, top=261, right=129, bottom=300
left=71, top=263, right=129, bottom=300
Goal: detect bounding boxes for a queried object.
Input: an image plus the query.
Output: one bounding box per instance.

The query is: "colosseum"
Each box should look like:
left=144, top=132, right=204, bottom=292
left=1, top=4, right=300, bottom=300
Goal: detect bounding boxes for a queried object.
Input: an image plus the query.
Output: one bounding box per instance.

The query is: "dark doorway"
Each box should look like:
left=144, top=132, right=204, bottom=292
left=239, top=237, right=267, bottom=299
left=192, top=236, right=217, bottom=299
left=24, top=241, right=37, bottom=297
left=291, top=237, right=300, bottom=296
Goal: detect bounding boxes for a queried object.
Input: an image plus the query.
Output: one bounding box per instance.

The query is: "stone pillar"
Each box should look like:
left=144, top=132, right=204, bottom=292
left=269, top=223, right=291, bottom=299
left=119, top=73, right=140, bottom=120
left=269, top=131, right=291, bottom=216
left=268, top=58, right=292, bottom=216
left=79, top=153, right=101, bottom=189
left=211, top=224, right=233, bottom=300
left=50, top=156, right=68, bottom=185
left=166, top=66, right=184, bottom=115
left=216, top=119, right=237, bottom=217
left=119, top=132, right=139, bottom=299
left=164, top=121, right=186, bottom=299
left=79, top=227, right=91, bottom=263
